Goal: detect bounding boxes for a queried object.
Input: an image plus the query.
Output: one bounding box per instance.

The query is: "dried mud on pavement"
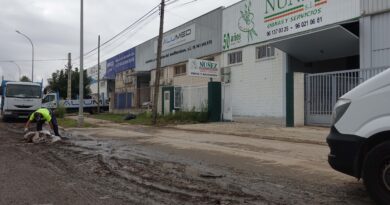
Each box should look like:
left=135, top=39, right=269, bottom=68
left=0, top=121, right=375, bottom=205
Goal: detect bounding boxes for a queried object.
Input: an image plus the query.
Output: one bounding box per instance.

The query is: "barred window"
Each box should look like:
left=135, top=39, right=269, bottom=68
left=228, top=51, right=242, bottom=65
left=256, top=45, right=275, bottom=59
left=174, top=87, right=182, bottom=108
left=174, top=64, right=186, bottom=76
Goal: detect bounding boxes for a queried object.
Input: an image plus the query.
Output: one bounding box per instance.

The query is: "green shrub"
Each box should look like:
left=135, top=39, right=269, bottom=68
left=161, top=110, right=208, bottom=124
left=89, top=110, right=208, bottom=125
left=55, top=104, right=66, bottom=118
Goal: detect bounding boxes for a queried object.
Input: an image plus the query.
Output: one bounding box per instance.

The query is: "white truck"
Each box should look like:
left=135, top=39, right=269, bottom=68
left=327, top=68, right=390, bottom=205
left=0, top=80, right=42, bottom=121
left=42, top=92, right=109, bottom=113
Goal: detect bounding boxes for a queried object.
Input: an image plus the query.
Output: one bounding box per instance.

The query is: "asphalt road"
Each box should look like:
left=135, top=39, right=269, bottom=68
left=0, top=120, right=375, bottom=204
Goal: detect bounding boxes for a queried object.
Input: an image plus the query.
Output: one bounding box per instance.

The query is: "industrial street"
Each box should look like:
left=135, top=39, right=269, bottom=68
left=0, top=120, right=374, bottom=204
left=1, top=0, right=390, bottom=204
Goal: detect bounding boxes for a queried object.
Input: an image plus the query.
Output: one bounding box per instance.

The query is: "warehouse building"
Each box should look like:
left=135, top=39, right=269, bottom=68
left=136, top=8, right=223, bottom=114
left=221, top=0, right=390, bottom=126
left=86, top=61, right=110, bottom=105
left=97, top=0, right=390, bottom=126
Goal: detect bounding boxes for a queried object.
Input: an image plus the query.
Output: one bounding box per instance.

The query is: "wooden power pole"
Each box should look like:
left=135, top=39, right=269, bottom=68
left=152, top=0, right=165, bottom=125
left=67, top=53, right=72, bottom=100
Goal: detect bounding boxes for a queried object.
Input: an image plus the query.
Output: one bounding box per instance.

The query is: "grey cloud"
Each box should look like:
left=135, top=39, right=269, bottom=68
left=0, top=0, right=238, bottom=85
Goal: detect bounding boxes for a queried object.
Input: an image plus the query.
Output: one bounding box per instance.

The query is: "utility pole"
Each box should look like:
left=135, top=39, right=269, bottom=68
left=97, top=35, right=101, bottom=113
left=152, top=0, right=165, bottom=125
left=78, top=0, right=84, bottom=127
left=67, top=53, right=72, bottom=100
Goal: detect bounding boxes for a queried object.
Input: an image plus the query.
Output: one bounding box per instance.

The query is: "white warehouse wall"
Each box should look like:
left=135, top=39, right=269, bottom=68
left=360, top=12, right=390, bottom=69
left=221, top=44, right=286, bottom=122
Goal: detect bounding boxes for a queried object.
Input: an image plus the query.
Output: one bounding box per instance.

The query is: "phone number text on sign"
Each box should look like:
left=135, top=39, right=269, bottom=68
left=266, top=17, right=323, bottom=37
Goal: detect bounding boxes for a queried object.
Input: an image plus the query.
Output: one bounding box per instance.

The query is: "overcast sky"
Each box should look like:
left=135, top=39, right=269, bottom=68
left=0, top=0, right=238, bottom=84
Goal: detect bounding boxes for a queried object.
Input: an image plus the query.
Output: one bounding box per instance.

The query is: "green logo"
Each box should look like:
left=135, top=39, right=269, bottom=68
left=223, top=0, right=257, bottom=50
left=239, top=0, right=258, bottom=42
left=223, top=33, right=241, bottom=50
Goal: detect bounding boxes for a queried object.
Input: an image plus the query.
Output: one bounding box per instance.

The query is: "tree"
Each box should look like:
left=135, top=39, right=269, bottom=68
left=46, top=68, right=91, bottom=99
left=20, top=76, right=31, bottom=82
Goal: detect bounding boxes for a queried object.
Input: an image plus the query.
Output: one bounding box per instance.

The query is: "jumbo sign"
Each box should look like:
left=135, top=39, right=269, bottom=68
left=259, top=0, right=360, bottom=41
left=187, top=59, right=220, bottom=78
left=265, top=0, right=320, bottom=14
left=155, top=24, right=196, bottom=52
left=222, top=0, right=360, bottom=50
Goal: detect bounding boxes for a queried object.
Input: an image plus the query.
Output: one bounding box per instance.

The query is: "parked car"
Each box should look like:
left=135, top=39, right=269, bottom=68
left=327, top=68, right=390, bottom=205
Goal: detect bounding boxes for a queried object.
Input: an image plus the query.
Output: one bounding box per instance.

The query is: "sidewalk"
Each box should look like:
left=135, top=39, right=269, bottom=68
left=65, top=116, right=329, bottom=145
left=168, top=123, right=329, bottom=145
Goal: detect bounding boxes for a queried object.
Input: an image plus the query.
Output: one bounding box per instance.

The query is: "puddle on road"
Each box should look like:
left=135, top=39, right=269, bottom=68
left=48, top=128, right=374, bottom=205
left=57, top=132, right=269, bottom=204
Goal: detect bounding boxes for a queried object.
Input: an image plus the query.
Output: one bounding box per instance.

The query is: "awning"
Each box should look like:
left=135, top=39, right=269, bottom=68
left=270, top=25, right=359, bottom=62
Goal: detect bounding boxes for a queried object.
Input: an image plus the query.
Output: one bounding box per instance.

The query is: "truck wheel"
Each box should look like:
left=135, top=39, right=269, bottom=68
left=363, top=141, right=390, bottom=205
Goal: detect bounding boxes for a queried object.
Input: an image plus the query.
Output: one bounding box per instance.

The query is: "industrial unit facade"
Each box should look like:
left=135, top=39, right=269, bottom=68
left=88, top=0, right=390, bottom=126
left=221, top=0, right=390, bottom=126
left=136, top=8, right=223, bottom=114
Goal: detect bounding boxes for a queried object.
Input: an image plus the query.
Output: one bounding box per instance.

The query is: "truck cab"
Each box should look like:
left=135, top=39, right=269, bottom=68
left=1, top=81, right=42, bottom=120
left=42, top=92, right=59, bottom=109
left=327, top=68, right=390, bottom=205
left=42, top=92, right=108, bottom=113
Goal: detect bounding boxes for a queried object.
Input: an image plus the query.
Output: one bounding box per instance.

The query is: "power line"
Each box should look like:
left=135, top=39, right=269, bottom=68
left=82, top=7, right=161, bottom=66
left=85, top=9, right=160, bottom=64
left=75, top=0, right=183, bottom=65
left=0, top=59, right=67, bottom=63
left=74, top=3, right=162, bottom=62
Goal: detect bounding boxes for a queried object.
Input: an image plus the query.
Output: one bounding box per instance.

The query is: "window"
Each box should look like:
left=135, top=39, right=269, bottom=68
left=174, top=87, right=182, bottom=108
left=174, top=64, right=186, bottom=76
left=256, top=45, right=275, bottom=59
left=6, top=84, right=41, bottom=98
left=42, top=94, right=55, bottom=103
left=228, top=51, right=242, bottom=65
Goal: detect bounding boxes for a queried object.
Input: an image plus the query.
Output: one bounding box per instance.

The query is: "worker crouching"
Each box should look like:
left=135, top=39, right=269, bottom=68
left=24, top=108, right=61, bottom=137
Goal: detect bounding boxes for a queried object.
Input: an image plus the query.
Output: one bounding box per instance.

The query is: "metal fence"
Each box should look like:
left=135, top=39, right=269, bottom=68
left=174, top=85, right=208, bottom=112
left=305, top=67, right=388, bottom=125
left=114, top=92, right=132, bottom=109
left=113, top=87, right=151, bottom=110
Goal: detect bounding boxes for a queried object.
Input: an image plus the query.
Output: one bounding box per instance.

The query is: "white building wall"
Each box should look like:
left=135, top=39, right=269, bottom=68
left=222, top=44, right=285, bottom=121
left=149, top=54, right=221, bottom=114
left=294, top=73, right=305, bottom=126
left=87, top=62, right=108, bottom=101
left=361, top=0, right=390, bottom=15
left=360, top=12, right=390, bottom=69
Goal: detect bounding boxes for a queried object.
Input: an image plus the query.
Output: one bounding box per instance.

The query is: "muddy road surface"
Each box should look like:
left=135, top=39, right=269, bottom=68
left=0, top=121, right=374, bottom=204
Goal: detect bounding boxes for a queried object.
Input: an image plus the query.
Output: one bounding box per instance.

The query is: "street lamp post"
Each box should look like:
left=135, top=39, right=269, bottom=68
left=8, top=61, right=21, bottom=80
left=15, top=30, right=34, bottom=82
left=78, top=0, right=84, bottom=127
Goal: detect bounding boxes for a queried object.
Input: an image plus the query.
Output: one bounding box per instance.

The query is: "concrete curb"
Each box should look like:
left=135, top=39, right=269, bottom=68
left=62, top=116, right=327, bottom=146
left=165, top=126, right=327, bottom=146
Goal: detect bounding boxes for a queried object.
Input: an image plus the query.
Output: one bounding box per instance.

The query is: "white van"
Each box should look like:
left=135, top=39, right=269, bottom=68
left=327, top=68, right=390, bottom=205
